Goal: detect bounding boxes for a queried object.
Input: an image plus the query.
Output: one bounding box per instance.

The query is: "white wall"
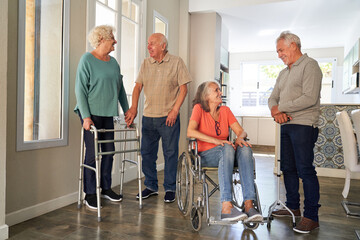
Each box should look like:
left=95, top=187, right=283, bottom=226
left=189, top=12, right=221, bottom=105
left=221, top=23, right=229, bottom=51
left=344, top=14, right=360, bottom=55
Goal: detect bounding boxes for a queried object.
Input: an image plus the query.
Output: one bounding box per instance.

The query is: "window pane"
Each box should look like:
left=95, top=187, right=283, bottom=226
left=108, top=0, right=116, bottom=10
left=122, top=0, right=130, bottom=18
left=130, top=2, right=138, bottom=22
left=121, top=18, right=137, bottom=108
left=154, top=17, right=166, bottom=35
left=24, top=0, right=63, bottom=141
left=242, top=92, right=257, bottom=107
left=96, top=2, right=116, bottom=26
left=241, top=64, right=257, bottom=90
left=18, top=0, right=69, bottom=150
left=259, top=64, right=283, bottom=91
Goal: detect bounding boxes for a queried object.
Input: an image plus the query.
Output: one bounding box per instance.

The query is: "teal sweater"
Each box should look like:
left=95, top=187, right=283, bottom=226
left=74, top=52, right=129, bottom=119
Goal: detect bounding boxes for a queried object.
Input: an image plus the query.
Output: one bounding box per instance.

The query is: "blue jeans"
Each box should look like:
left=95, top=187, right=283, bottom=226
left=79, top=114, right=115, bottom=194
left=199, top=144, right=256, bottom=202
left=141, top=115, right=180, bottom=192
left=281, top=124, right=320, bottom=222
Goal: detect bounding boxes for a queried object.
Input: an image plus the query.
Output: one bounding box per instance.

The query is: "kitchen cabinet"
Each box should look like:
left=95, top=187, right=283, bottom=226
left=242, top=117, right=276, bottom=146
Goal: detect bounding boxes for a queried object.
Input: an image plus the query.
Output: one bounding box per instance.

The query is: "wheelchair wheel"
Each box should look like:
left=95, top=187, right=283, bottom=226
left=232, top=171, right=244, bottom=209
left=244, top=222, right=260, bottom=230
left=176, top=152, right=193, bottom=216
left=190, top=205, right=202, bottom=231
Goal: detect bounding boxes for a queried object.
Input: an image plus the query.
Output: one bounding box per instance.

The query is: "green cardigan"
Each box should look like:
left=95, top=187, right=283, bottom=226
left=74, top=52, right=129, bottom=119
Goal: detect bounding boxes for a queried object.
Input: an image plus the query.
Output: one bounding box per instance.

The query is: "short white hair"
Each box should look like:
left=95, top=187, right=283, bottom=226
left=88, top=25, right=115, bottom=49
left=276, top=31, right=301, bottom=50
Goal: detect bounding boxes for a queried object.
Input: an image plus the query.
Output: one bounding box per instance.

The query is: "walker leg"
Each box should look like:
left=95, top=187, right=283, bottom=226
left=78, top=128, right=85, bottom=209
left=95, top=155, right=101, bottom=221
left=138, top=152, right=143, bottom=209
left=120, top=131, right=126, bottom=196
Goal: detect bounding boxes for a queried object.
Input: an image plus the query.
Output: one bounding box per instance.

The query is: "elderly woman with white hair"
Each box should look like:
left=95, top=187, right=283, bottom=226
left=74, top=25, right=129, bottom=210
left=187, top=81, right=263, bottom=222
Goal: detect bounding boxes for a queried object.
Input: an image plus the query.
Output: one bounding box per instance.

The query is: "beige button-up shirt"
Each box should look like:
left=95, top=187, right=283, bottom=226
left=136, top=53, right=192, bottom=117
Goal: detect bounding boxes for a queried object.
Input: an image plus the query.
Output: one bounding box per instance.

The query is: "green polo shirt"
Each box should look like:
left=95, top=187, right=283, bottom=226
left=74, top=52, right=129, bottom=119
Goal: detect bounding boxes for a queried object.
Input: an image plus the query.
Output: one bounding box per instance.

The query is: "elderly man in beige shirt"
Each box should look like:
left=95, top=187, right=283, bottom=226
left=125, top=33, right=191, bottom=203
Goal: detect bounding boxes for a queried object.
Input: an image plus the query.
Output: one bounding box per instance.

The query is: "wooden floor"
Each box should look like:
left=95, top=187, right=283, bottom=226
left=8, top=153, right=360, bottom=240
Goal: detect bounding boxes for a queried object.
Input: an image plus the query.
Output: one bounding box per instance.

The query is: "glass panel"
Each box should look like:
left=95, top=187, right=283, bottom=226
left=95, top=2, right=116, bottom=26
left=121, top=18, right=137, bottom=107
left=98, top=0, right=106, bottom=4
left=130, top=2, right=138, bottom=22
left=242, top=92, right=257, bottom=107
left=24, top=0, right=63, bottom=141
left=241, top=63, right=258, bottom=90
left=108, top=0, right=116, bottom=10
left=154, top=17, right=166, bottom=35
left=122, top=0, right=129, bottom=18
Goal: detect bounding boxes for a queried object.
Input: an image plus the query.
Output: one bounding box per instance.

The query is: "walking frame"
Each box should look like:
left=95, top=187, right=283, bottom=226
left=267, top=158, right=296, bottom=229
left=77, top=124, right=143, bottom=222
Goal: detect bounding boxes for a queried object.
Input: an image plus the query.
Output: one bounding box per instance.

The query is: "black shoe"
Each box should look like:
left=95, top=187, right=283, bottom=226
left=136, top=188, right=158, bottom=199
left=164, top=191, right=175, bottom=203
left=101, top=189, right=123, bottom=202
left=85, top=194, right=100, bottom=210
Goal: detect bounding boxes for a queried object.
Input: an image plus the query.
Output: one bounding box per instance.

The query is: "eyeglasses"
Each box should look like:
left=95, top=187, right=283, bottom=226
left=215, top=121, right=221, bottom=136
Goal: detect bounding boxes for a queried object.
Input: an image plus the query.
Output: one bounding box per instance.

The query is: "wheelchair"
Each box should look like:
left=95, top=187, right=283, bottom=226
left=176, top=138, right=269, bottom=231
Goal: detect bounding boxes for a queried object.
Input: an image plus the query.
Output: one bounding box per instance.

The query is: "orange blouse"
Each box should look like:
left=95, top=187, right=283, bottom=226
left=189, top=104, right=237, bottom=152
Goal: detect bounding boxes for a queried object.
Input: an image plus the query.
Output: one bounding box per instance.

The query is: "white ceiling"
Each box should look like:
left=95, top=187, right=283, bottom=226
left=189, top=0, right=360, bottom=53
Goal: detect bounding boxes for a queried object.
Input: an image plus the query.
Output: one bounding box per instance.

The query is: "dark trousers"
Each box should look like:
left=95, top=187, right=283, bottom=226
left=141, top=115, right=180, bottom=192
left=79, top=114, right=115, bottom=194
left=281, top=124, right=321, bottom=222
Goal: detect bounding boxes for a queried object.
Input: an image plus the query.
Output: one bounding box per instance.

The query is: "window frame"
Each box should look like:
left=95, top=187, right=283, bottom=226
left=153, top=10, right=168, bottom=38
left=16, top=0, right=70, bottom=151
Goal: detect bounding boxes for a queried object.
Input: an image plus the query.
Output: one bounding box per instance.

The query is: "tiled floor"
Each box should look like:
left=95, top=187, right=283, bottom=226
left=8, top=153, right=360, bottom=240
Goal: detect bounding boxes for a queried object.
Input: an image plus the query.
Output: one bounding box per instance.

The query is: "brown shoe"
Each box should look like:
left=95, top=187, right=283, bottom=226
left=271, top=208, right=301, bottom=217
left=293, top=217, right=319, bottom=234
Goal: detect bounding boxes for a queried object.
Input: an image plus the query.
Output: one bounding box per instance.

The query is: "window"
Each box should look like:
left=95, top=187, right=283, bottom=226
left=153, top=10, right=168, bottom=37
left=86, top=0, right=144, bottom=175
left=17, top=0, right=70, bottom=151
left=229, top=58, right=335, bottom=116
left=87, top=0, right=142, bottom=118
left=229, top=62, right=283, bottom=116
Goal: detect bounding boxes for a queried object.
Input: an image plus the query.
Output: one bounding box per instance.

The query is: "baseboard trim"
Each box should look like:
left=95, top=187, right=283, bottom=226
left=6, top=192, right=78, bottom=227
left=6, top=163, right=166, bottom=227
left=0, top=224, right=9, bottom=240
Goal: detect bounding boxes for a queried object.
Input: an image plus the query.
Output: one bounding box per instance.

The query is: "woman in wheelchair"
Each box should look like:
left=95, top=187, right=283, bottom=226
left=187, top=81, right=263, bottom=222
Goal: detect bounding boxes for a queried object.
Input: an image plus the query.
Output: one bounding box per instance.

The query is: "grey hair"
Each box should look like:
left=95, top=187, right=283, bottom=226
left=192, top=81, right=220, bottom=112
left=88, top=25, right=115, bottom=49
left=157, top=33, right=168, bottom=51
left=276, top=31, right=301, bottom=50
